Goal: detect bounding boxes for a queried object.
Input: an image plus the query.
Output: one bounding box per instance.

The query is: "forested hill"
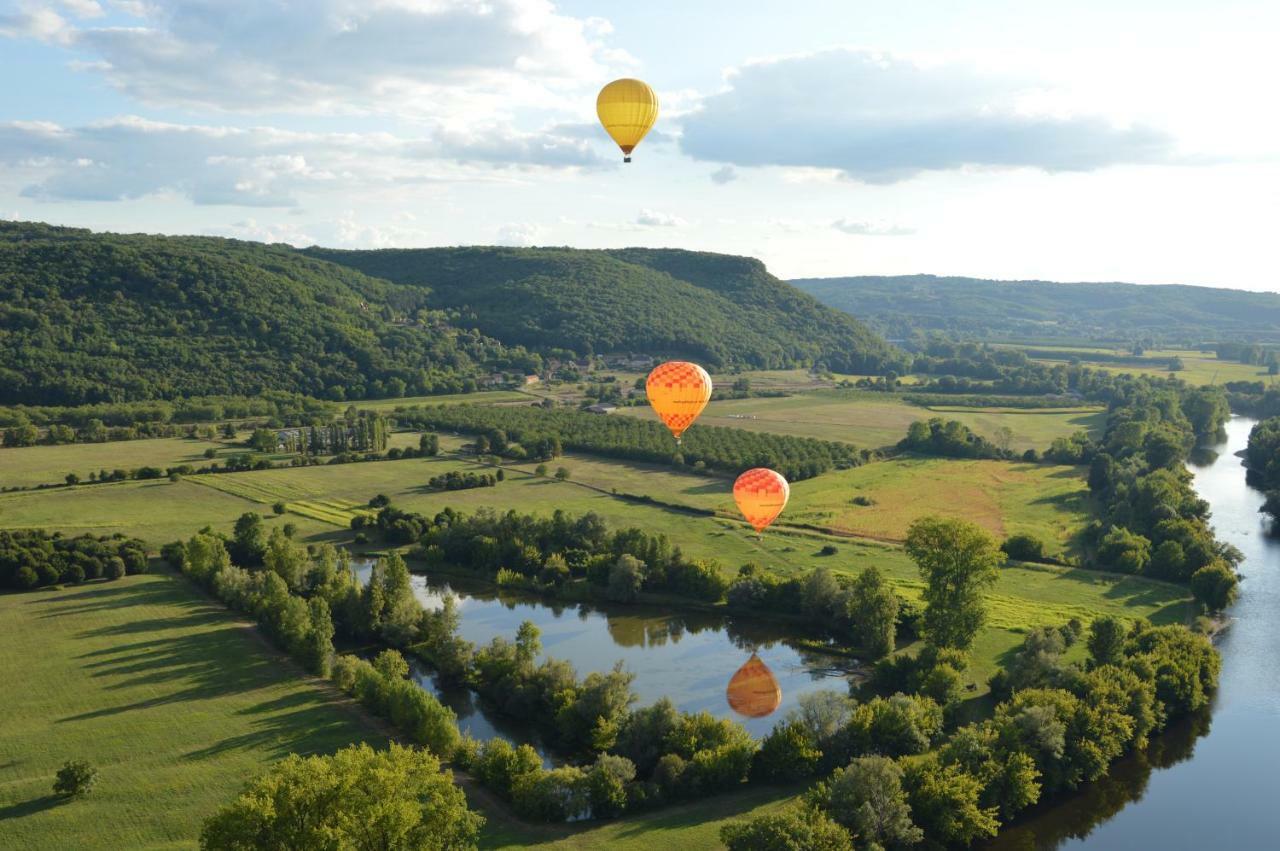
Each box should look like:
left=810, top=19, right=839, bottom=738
left=791, top=274, right=1280, bottom=343
left=305, top=245, right=899, bottom=373
left=0, top=222, right=532, bottom=406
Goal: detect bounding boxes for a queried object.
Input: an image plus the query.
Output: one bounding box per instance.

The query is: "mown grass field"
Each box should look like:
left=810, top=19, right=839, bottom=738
left=0, top=436, right=234, bottom=490
left=616, top=390, right=1104, bottom=452
left=0, top=573, right=385, bottom=850
left=1007, top=345, right=1273, bottom=387
left=787, top=456, right=1090, bottom=556
left=357, top=389, right=533, bottom=412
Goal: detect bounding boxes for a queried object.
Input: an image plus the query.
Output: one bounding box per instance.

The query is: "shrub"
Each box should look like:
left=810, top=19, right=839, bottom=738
left=1001, top=533, right=1045, bottom=562
left=53, top=760, right=98, bottom=797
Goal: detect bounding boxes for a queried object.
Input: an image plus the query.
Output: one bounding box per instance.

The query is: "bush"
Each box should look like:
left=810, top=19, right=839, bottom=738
left=272, top=501, right=286, bottom=515
left=1001, top=533, right=1045, bottom=562
left=53, top=760, right=98, bottom=797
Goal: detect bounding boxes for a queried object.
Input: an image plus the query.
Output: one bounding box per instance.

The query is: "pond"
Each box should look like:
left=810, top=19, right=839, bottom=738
left=352, top=562, right=862, bottom=755
left=987, top=416, right=1280, bottom=849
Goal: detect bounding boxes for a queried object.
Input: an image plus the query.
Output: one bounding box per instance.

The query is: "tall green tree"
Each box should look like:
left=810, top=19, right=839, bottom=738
left=904, top=516, right=1002, bottom=650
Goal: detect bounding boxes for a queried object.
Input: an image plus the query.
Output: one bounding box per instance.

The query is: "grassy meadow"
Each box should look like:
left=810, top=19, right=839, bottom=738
left=1010, top=344, right=1274, bottom=387
left=0, top=572, right=385, bottom=850
left=616, top=389, right=1104, bottom=452
left=0, top=435, right=236, bottom=490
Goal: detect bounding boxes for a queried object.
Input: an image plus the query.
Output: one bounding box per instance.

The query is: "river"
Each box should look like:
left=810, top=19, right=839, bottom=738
left=989, top=415, right=1280, bottom=849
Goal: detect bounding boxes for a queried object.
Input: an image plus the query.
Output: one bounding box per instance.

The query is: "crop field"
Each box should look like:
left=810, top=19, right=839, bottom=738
left=0, top=436, right=234, bottom=490
left=616, top=389, right=1104, bottom=452
left=0, top=573, right=384, bottom=850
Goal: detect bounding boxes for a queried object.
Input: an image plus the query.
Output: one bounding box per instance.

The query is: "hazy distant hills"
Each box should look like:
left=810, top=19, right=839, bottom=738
left=306, top=245, right=898, bottom=374
left=791, top=275, right=1280, bottom=343
left=0, top=222, right=898, bottom=406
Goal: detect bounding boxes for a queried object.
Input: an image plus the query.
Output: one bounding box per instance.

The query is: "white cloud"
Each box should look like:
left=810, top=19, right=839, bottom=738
left=58, top=0, right=103, bottom=17
left=495, top=222, right=539, bottom=246
left=636, top=209, right=686, bottom=227
left=680, top=49, right=1176, bottom=183
left=0, top=115, right=608, bottom=207
left=0, top=3, right=72, bottom=43
left=831, top=218, right=914, bottom=236
left=709, top=165, right=736, bottom=185
left=18, top=0, right=622, bottom=118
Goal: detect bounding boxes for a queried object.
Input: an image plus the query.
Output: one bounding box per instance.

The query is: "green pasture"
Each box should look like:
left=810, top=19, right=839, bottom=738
left=617, top=389, right=1103, bottom=452
left=0, top=573, right=385, bottom=850
left=0, top=436, right=237, bottom=490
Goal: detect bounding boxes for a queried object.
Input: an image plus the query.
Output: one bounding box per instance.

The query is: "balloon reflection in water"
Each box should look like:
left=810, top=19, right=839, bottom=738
left=726, top=652, right=782, bottom=719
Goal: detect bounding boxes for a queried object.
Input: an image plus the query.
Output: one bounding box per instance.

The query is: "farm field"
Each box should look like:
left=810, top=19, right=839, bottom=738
left=0, top=572, right=385, bottom=850
left=616, top=389, right=1104, bottom=452
left=357, top=389, right=533, bottom=412
left=1006, top=344, right=1272, bottom=387
left=787, top=456, right=1090, bottom=555
left=0, top=436, right=236, bottom=490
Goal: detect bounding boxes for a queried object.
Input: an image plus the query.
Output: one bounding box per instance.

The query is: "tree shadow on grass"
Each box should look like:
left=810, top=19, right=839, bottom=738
left=58, top=625, right=297, bottom=723
left=0, top=794, right=68, bottom=820
left=182, top=691, right=376, bottom=762
left=28, top=579, right=203, bottom=618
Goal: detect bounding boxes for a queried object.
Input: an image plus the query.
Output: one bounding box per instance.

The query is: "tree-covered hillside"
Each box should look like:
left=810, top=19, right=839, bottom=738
left=792, top=274, right=1280, bottom=343
left=0, top=222, right=532, bottom=405
left=307, top=245, right=900, bottom=373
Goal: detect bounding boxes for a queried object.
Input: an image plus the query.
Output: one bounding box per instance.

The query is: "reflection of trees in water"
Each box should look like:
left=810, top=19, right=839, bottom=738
left=983, top=709, right=1211, bottom=850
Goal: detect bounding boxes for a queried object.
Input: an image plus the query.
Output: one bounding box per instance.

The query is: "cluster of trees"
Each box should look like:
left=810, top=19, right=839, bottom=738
left=0, top=529, right=147, bottom=589
left=1245, top=417, right=1280, bottom=498
left=249, top=411, right=389, bottom=455
left=398, top=403, right=863, bottom=480
left=898, top=417, right=1011, bottom=460
left=353, top=501, right=907, bottom=657
left=426, top=470, right=499, bottom=491
left=726, top=614, right=1220, bottom=849
left=0, top=392, right=336, bottom=447
left=1081, top=381, right=1238, bottom=610
left=308, top=245, right=903, bottom=374
left=0, top=222, right=539, bottom=406
left=200, top=743, right=483, bottom=850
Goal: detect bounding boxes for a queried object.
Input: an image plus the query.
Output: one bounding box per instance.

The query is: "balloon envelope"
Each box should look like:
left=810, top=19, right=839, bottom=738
left=597, top=78, right=659, bottom=161
left=726, top=652, right=782, bottom=719
left=646, top=361, right=712, bottom=441
left=733, top=467, right=790, bottom=533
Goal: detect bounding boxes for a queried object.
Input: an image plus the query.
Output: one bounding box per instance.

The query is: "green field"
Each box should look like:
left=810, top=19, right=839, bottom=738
left=616, top=389, right=1104, bottom=452
left=0, top=436, right=238, bottom=490
left=1011, top=345, right=1274, bottom=387
left=0, top=573, right=386, bottom=850
left=787, top=456, right=1090, bottom=555
left=357, top=389, right=534, bottom=412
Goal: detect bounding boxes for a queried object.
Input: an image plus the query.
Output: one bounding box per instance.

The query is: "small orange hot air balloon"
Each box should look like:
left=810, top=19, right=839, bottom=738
left=734, top=467, right=790, bottom=534
left=726, top=652, right=782, bottom=719
left=646, top=361, right=712, bottom=443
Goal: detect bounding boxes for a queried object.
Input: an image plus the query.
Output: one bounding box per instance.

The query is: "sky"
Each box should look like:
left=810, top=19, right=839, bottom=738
left=1, top=0, right=1277, bottom=289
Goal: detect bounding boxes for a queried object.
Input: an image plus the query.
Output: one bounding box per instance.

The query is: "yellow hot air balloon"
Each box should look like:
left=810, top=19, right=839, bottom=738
left=597, top=78, right=659, bottom=163
left=646, top=361, right=712, bottom=442
left=733, top=468, right=790, bottom=534
left=726, top=652, right=782, bottom=719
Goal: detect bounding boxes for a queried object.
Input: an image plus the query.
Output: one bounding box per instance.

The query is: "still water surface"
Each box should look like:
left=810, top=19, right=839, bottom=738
left=353, top=563, right=861, bottom=753
left=989, top=416, right=1280, bottom=849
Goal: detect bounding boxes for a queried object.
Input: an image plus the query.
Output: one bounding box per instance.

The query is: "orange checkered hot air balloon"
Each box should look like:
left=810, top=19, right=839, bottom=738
left=733, top=467, right=789, bottom=534
left=726, top=652, right=782, bottom=719
left=646, top=361, right=712, bottom=443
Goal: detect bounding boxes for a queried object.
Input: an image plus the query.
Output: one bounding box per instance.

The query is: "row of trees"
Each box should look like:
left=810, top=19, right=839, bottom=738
left=249, top=412, right=389, bottom=455
left=0, top=529, right=148, bottom=589
left=397, top=403, right=865, bottom=480
left=722, top=513, right=1221, bottom=849
left=353, top=501, right=908, bottom=657
left=1080, top=380, right=1238, bottom=610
